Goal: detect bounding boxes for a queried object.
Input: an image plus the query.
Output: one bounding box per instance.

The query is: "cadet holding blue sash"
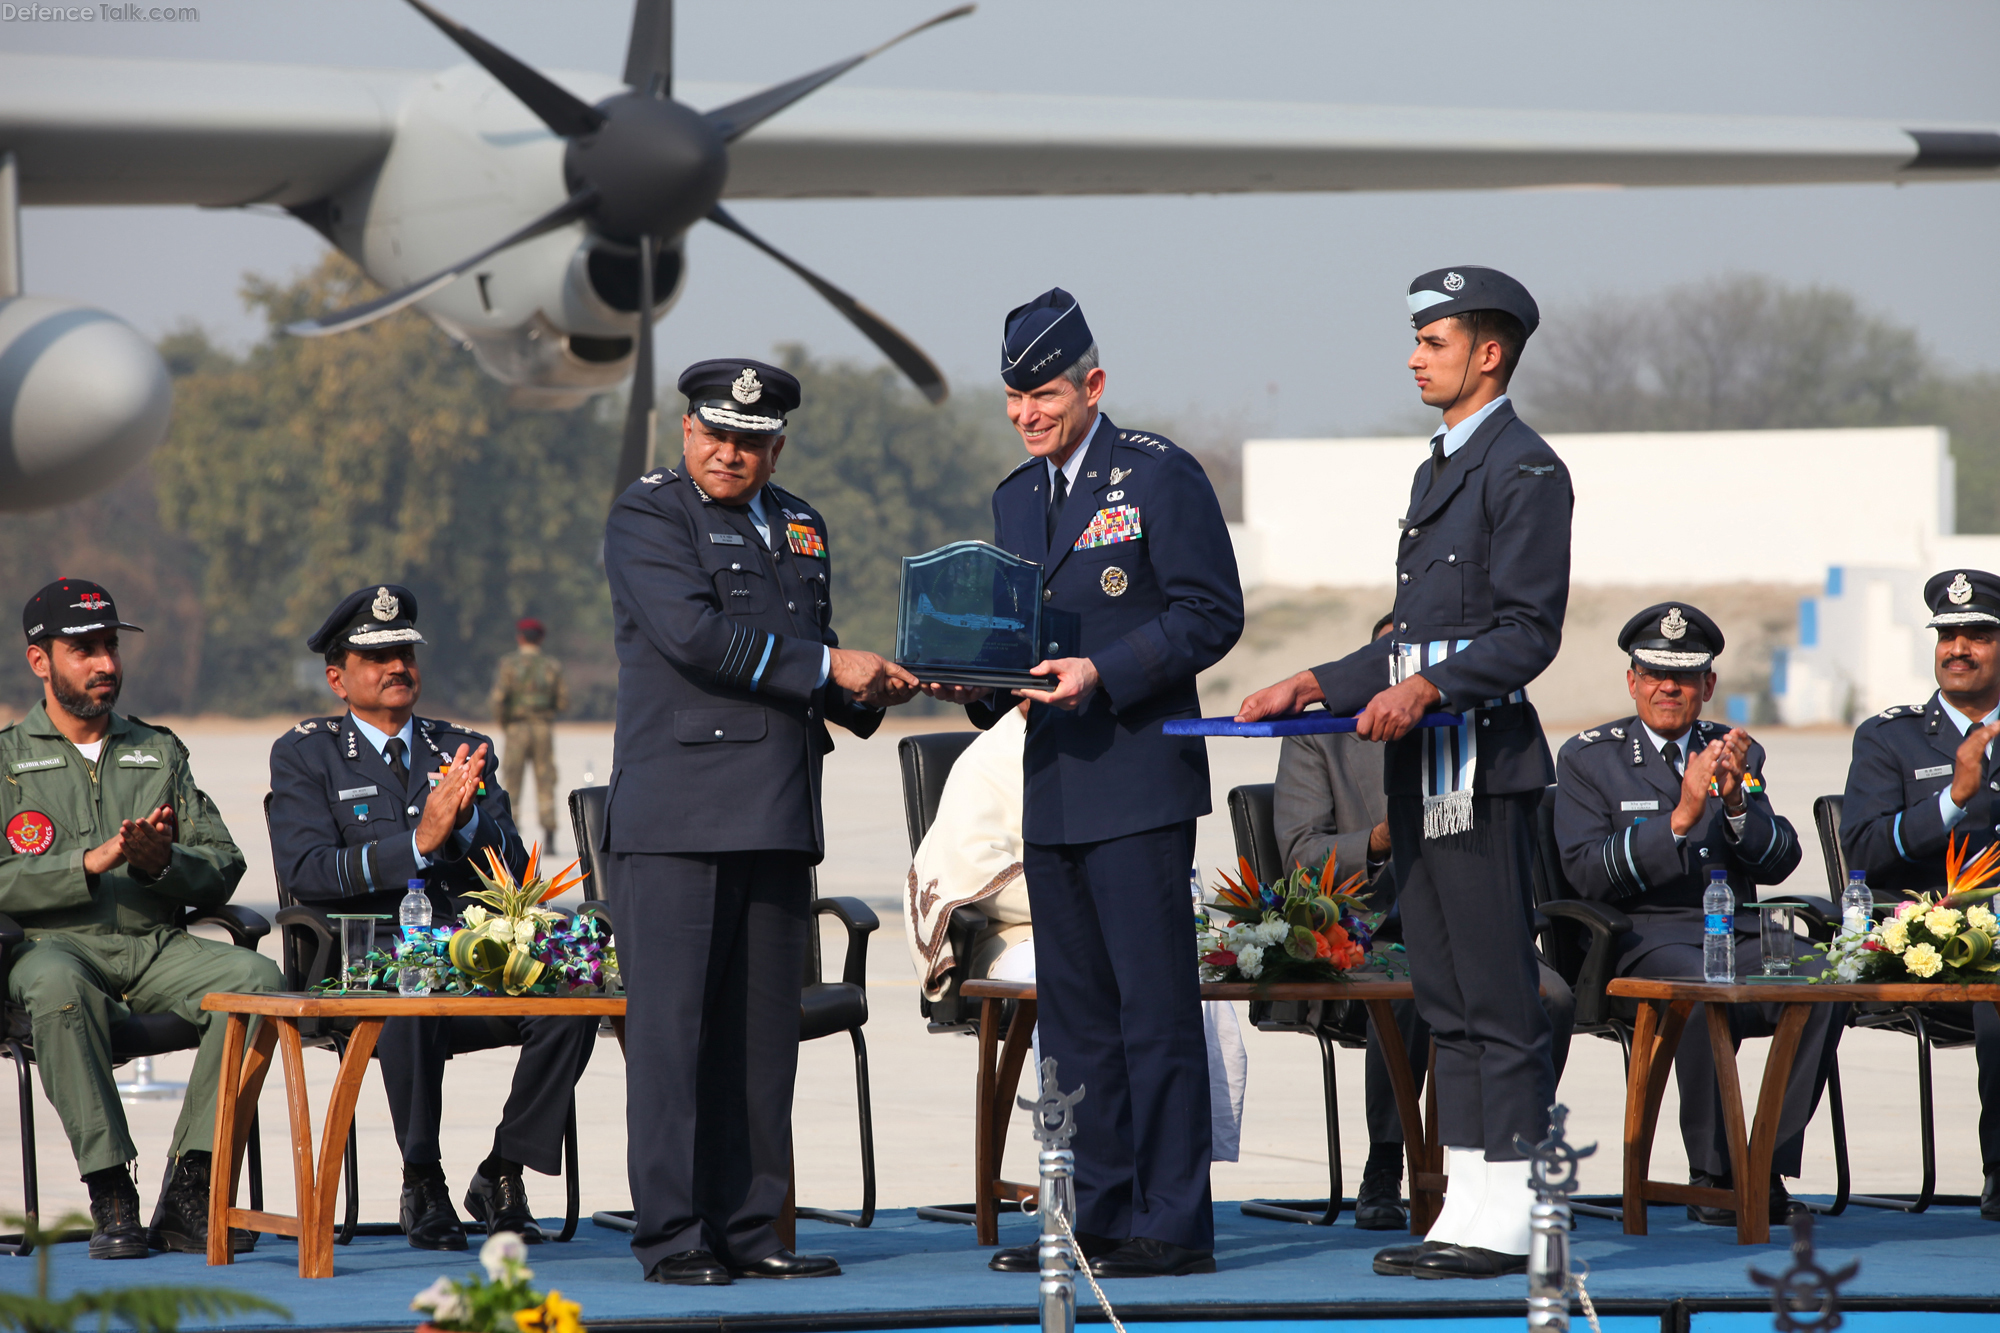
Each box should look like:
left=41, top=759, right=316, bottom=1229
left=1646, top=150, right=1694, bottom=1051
left=1238, top=268, right=1567, bottom=1280
left=928, top=289, right=1244, bottom=1278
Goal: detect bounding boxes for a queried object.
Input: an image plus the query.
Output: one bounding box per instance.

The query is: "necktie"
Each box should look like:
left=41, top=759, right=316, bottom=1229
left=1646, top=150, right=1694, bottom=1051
left=1430, top=435, right=1447, bottom=481
left=1662, top=740, right=1682, bottom=776
left=1046, top=467, right=1069, bottom=546
left=384, top=737, right=410, bottom=788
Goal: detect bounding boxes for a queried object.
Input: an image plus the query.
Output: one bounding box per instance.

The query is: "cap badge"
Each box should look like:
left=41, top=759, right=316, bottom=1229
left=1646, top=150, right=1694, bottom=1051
left=70, top=593, right=107, bottom=611
left=1443, top=271, right=1465, bottom=292
left=1949, top=572, right=1974, bottom=605
left=371, top=587, right=399, bottom=622
left=1661, top=607, right=1688, bottom=640
left=731, top=367, right=763, bottom=404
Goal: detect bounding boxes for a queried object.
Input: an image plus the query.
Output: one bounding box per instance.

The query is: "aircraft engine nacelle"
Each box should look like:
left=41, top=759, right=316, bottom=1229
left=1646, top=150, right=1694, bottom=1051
left=0, top=296, right=170, bottom=511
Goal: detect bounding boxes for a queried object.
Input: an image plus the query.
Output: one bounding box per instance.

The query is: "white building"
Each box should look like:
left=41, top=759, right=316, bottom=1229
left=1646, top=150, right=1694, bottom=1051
left=1228, top=424, right=2000, bottom=724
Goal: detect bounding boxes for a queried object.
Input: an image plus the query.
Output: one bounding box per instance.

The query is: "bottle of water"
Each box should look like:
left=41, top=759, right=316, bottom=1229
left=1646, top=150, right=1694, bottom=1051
left=1842, top=869, right=1873, bottom=937
left=1703, top=868, right=1735, bottom=984
left=399, top=878, right=432, bottom=997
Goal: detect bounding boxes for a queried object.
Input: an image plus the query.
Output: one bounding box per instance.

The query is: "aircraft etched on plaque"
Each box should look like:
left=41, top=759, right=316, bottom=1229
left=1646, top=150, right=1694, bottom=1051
left=896, top=541, right=1067, bottom=690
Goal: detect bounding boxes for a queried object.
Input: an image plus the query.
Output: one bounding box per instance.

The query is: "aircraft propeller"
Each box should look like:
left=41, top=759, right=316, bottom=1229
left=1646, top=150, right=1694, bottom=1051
left=289, top=0, right=966, bottom=490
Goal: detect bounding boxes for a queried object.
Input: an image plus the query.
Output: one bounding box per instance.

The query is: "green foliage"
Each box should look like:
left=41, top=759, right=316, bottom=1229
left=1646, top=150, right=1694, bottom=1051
left=0, top=1212, right=288, bottom=1333
left=1518, top=273, right=2000, bottom=533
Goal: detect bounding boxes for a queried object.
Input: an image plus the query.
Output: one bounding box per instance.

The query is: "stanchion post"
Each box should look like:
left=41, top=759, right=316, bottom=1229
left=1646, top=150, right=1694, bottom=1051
left=1514, top=1104, right=1595, bottom=1333
left=1019, top=1056, right=1085, bottom=1333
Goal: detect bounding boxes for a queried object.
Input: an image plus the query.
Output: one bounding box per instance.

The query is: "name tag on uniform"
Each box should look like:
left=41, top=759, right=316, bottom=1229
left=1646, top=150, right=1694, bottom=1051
left=1914, top=764, right=1952, bottom=780
left=338, top=786, right=379, bottom=800
left=707, top=532, right=746, bottom=546
left=117, top=752, right=160, bottom=766
left=9, top=756, right=63, bottom=773
left=1621, top=800, right=1660, bottom=811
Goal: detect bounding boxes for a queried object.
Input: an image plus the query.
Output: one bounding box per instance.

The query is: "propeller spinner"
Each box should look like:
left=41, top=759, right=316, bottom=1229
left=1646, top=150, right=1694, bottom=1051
left=290, top=0, right=966, bottom=492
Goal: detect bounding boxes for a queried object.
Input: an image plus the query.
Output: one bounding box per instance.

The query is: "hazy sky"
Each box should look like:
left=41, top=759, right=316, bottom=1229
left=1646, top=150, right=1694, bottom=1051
left=9, top=0, right=2000, bottom=437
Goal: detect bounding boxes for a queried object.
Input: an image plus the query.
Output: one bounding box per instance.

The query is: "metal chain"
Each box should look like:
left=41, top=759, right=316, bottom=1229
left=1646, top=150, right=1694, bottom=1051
left=1571, top=1266, right=1603, bottom=1333
left=1054, top=1205, right=1127, bottom=1333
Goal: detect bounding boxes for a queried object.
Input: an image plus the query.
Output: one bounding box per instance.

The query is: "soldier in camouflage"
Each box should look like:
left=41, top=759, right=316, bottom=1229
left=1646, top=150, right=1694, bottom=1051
left=490, top=618, right=567, bottom=850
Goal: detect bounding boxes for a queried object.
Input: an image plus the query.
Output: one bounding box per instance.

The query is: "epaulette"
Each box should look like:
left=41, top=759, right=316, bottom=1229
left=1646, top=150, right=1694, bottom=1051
left=1005, top=455, right=1041, bottom=477
left=288, top=716, right=339, bottom=739
left=1875, top=704, right=1926, bottom=721
left=1116, top=430, right=1174, bottom=454
left=639, top=468, right=678, bottom=486
left=126, top=717, right=191, bottom=759
left=1573, top=725, right=1616, bottom=745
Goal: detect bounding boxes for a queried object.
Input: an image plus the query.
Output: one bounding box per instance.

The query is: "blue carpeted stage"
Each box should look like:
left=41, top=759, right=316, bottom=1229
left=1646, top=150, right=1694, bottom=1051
left=10, top=1201, right=2000, bottom=1332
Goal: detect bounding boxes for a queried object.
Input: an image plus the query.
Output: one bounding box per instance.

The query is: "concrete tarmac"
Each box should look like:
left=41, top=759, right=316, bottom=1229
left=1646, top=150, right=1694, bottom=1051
left=2, top=716, right=1980, bottom=1242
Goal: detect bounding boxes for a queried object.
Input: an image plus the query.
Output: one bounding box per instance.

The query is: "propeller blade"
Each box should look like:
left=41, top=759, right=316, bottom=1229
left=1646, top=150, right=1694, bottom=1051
left=623, top=0, right=673, bottom=99
left=404, top=0, right=605, bottom=138
left=288, top=189, right=597, bottom=337
left=614, top=233, right=660, bottom=493
left=702, top=4, right=973, bottom=143
left=707, top=204, right=947, bottom=404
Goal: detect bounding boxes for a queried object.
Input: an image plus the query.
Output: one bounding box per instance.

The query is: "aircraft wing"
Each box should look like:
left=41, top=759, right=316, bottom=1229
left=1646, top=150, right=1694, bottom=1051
left=0, top=54, right=406, bottom=207
left=698, top=82, right=2000, bottom=198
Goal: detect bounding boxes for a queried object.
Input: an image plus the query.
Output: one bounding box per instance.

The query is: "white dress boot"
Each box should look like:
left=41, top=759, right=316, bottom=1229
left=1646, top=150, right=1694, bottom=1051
left=1457, top=1156, right=1534, bottom=1258
left=1423, top=1146, right=1487, bottom=1244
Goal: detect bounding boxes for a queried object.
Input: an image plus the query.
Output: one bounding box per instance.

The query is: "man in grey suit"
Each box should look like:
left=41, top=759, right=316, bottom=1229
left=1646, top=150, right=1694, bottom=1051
left=1273, top=616, right=1574, bottom=1231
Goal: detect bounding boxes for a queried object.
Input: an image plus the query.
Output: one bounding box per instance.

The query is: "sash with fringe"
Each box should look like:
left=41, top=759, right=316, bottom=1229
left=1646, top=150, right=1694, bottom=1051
left=1392, top=639, right=1528, bottom=839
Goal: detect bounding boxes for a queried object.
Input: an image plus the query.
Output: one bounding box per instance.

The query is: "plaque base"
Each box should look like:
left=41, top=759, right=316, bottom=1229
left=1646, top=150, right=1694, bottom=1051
left=903, top=664, right=1055, bottom=691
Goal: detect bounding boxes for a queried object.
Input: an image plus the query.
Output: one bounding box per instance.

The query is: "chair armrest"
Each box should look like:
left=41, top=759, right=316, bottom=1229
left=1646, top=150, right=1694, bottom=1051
left=276, top=904, right=338, bottom=991
left=1540, top=899, right=1632, bottom=1028
left=815, top=896, right=878, bottom=990
left=182, top=904, right=272, bottom=948
left=575, top=898, right=612, bottom=935
left=1759, top=893, right=1836, bottom=942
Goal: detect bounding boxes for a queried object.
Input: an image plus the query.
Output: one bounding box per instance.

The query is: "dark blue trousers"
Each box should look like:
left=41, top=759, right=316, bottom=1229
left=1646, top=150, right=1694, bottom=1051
left=1024, top=821, right=1213, bottom=1250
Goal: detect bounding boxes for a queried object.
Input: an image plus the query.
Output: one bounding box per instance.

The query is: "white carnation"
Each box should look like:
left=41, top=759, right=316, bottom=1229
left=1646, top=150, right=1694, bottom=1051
left=1237, top=943, right=1264, bottom=979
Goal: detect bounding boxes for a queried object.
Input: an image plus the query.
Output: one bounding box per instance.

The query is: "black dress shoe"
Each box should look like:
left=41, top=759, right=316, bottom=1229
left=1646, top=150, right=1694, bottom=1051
left=463, top=1169, right=546, bottom=1243
left=87, top=1185, right=149, bottom=1261
left=1353, top=1145, right=1408, bottom=1232
left=1088, top=1237, right=1215, bottom=1278
left=989, top=1231, right=1120, bottom=1273
left=1372, top=1240, right=1446, bottom=1276
left=1983, top=1168, right=2000, bottom=1221
left=149, top=1152, right=254, bottom=1254
left=646, top=1250, right=732, bottom=1285
left=1686, top=1170, right=1794, bottom=1226
left=1410, top=1244, right=1528, bottom=1279
left=400, top=1172, right=469, bottom=1251
left=730, top=1249, right=841, bottom=1279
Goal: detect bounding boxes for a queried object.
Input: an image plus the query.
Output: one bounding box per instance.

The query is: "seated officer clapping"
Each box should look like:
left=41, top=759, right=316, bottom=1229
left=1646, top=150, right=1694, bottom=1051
left=1, top=580, right=278, bottom=1259
left=267, top=586, right=595, bottom=1251
left=1553, top=603, right=1837, bottom=1225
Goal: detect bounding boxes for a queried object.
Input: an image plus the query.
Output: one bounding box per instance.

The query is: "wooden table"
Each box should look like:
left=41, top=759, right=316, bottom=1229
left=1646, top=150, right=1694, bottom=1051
left=958, top=976, right=1434, bottom=1245
left=201, top=991, right=628, bottom=1278
left=1605, top=978, right=2000, bottom=1245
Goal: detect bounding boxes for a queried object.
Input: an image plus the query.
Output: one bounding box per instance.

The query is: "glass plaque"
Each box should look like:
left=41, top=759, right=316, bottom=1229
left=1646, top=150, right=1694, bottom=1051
left=897, top=541, right=1055, bottom=689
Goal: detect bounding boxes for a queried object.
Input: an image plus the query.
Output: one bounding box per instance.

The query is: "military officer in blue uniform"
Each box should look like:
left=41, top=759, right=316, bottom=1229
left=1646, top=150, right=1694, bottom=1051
left=600, top=359, right=917, bottom=1286
left=929, top=289, right=1244, bottom=1278
left=1238, top=267, right=1566, bottom=1279
left=1555, top=602, right=1837, bottom=1226
left=267, top=585, right=597, bottom=1250
left=1840, top=568, right=2000, bottom=1220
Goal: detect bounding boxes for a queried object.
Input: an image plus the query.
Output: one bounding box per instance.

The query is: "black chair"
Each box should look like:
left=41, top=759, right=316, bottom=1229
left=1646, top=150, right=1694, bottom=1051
left=0, top=901, right=270, bottom=1255
left=1810, top=793, right=1980, bottom=1213
left=1224, top=781, right=1380, bottom=1227
left=264, top=793, right=583, bottom=1245
left=567, top=784, right=879, bottom=1231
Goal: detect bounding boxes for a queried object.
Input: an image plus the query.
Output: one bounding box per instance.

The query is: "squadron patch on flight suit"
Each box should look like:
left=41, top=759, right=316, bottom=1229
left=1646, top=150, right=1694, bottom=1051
left=1101, top=566, right=1128, bottom=597
left=6, top=811, right=54, bottom=855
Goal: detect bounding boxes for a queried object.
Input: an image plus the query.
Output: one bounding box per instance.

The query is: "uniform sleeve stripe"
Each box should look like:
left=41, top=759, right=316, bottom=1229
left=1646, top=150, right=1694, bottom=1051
left=1893, top=811, right=1910, bottom=861
left=749, top=634, right=775, bottom=691
left=1622, top=825, right=1648, bottom=894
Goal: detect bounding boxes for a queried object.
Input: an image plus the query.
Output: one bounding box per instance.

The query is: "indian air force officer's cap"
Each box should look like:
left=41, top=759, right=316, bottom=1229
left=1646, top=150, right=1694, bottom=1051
left=678, top=358, right=801, bottom=436
left=1001, top=287, right=1094, bottom=390
left=1407, top=266, right=1540, bottom=337
left=22, top=579, right=143, bottom=642
left=1618, top=602, right=1724, bottom=674
left=308, top=585, right=426, bottom=655
left=1925, top=569, right=2000, bottom=629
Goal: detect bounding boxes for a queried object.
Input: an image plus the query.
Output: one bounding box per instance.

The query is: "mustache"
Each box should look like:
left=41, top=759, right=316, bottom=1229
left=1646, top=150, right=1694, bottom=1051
left=381, top=672, right=414, bottom=687
left=1945, top=655, right=1979, bottom=669
left=83, top=673, right=118, bottom=690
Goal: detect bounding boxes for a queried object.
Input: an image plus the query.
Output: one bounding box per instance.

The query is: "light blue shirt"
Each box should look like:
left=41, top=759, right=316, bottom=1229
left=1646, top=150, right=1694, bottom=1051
left=1045, top=412, right=1103, bottom=494
left=1430, top=393, right=1510, bottom=460
left=346, top=712, right=480, bottom=871
left=750, top=486, right=831, bottom=689
left=1935, top=697, right=1999, bottom=831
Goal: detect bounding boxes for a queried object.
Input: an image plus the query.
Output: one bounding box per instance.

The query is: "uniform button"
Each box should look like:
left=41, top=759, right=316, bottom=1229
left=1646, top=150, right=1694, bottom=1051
left=406, top=805, right=418, bottom=817
left=1448, top=554, right=1456, bottom=563
left=806, top=707, right=815, bottom=720
left=1400, top=573, right=1410, bottom=584
left=1408, top=527, right=1419, bottom=537
left=1480, top=717, right=1489, bottom=727
left=714, top=729, right=724, bottom=738
left=1398, top=622, right=1408, bottom=632
left=787, top=601, right=796, bottom=611
left=1043, top=589, right=1053, bottom=603
left=1047, top=642, right=1059, bottom=653
left=731, top=562, right=741, bottom=571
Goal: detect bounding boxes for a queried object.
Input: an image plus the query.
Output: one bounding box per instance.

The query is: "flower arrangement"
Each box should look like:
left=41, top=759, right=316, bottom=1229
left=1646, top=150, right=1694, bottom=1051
left=1197, top=855, right=1384, bottom=985
left=413, top=1232, right=583, bottom=1333
left=325, top=844, right=617, bottom=997
left=1818, top=833, right=2000, bottom=984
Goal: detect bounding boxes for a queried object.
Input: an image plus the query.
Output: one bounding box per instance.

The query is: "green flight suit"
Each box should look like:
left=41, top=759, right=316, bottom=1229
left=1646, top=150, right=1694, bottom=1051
left=491, top=648, right=567, bottom=833
left=0, top=703, right=274, bottom=1175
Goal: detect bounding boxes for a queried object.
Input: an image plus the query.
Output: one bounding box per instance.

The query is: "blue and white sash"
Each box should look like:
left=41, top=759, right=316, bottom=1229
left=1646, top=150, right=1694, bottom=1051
left=1393, top=640, right=1528, bottom=839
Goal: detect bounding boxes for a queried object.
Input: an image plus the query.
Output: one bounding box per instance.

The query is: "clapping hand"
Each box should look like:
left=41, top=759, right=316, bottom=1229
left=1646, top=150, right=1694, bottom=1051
left=415, top=742, right=486, bottom=857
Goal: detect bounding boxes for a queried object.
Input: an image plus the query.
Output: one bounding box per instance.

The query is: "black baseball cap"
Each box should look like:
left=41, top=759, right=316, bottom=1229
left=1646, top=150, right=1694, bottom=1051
left=22, top=579, right=143, bottom=642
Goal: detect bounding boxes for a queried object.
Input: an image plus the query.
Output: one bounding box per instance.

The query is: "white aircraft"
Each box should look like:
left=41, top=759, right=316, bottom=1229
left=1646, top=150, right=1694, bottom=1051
left=1, top=0, right=1996, bottom=509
